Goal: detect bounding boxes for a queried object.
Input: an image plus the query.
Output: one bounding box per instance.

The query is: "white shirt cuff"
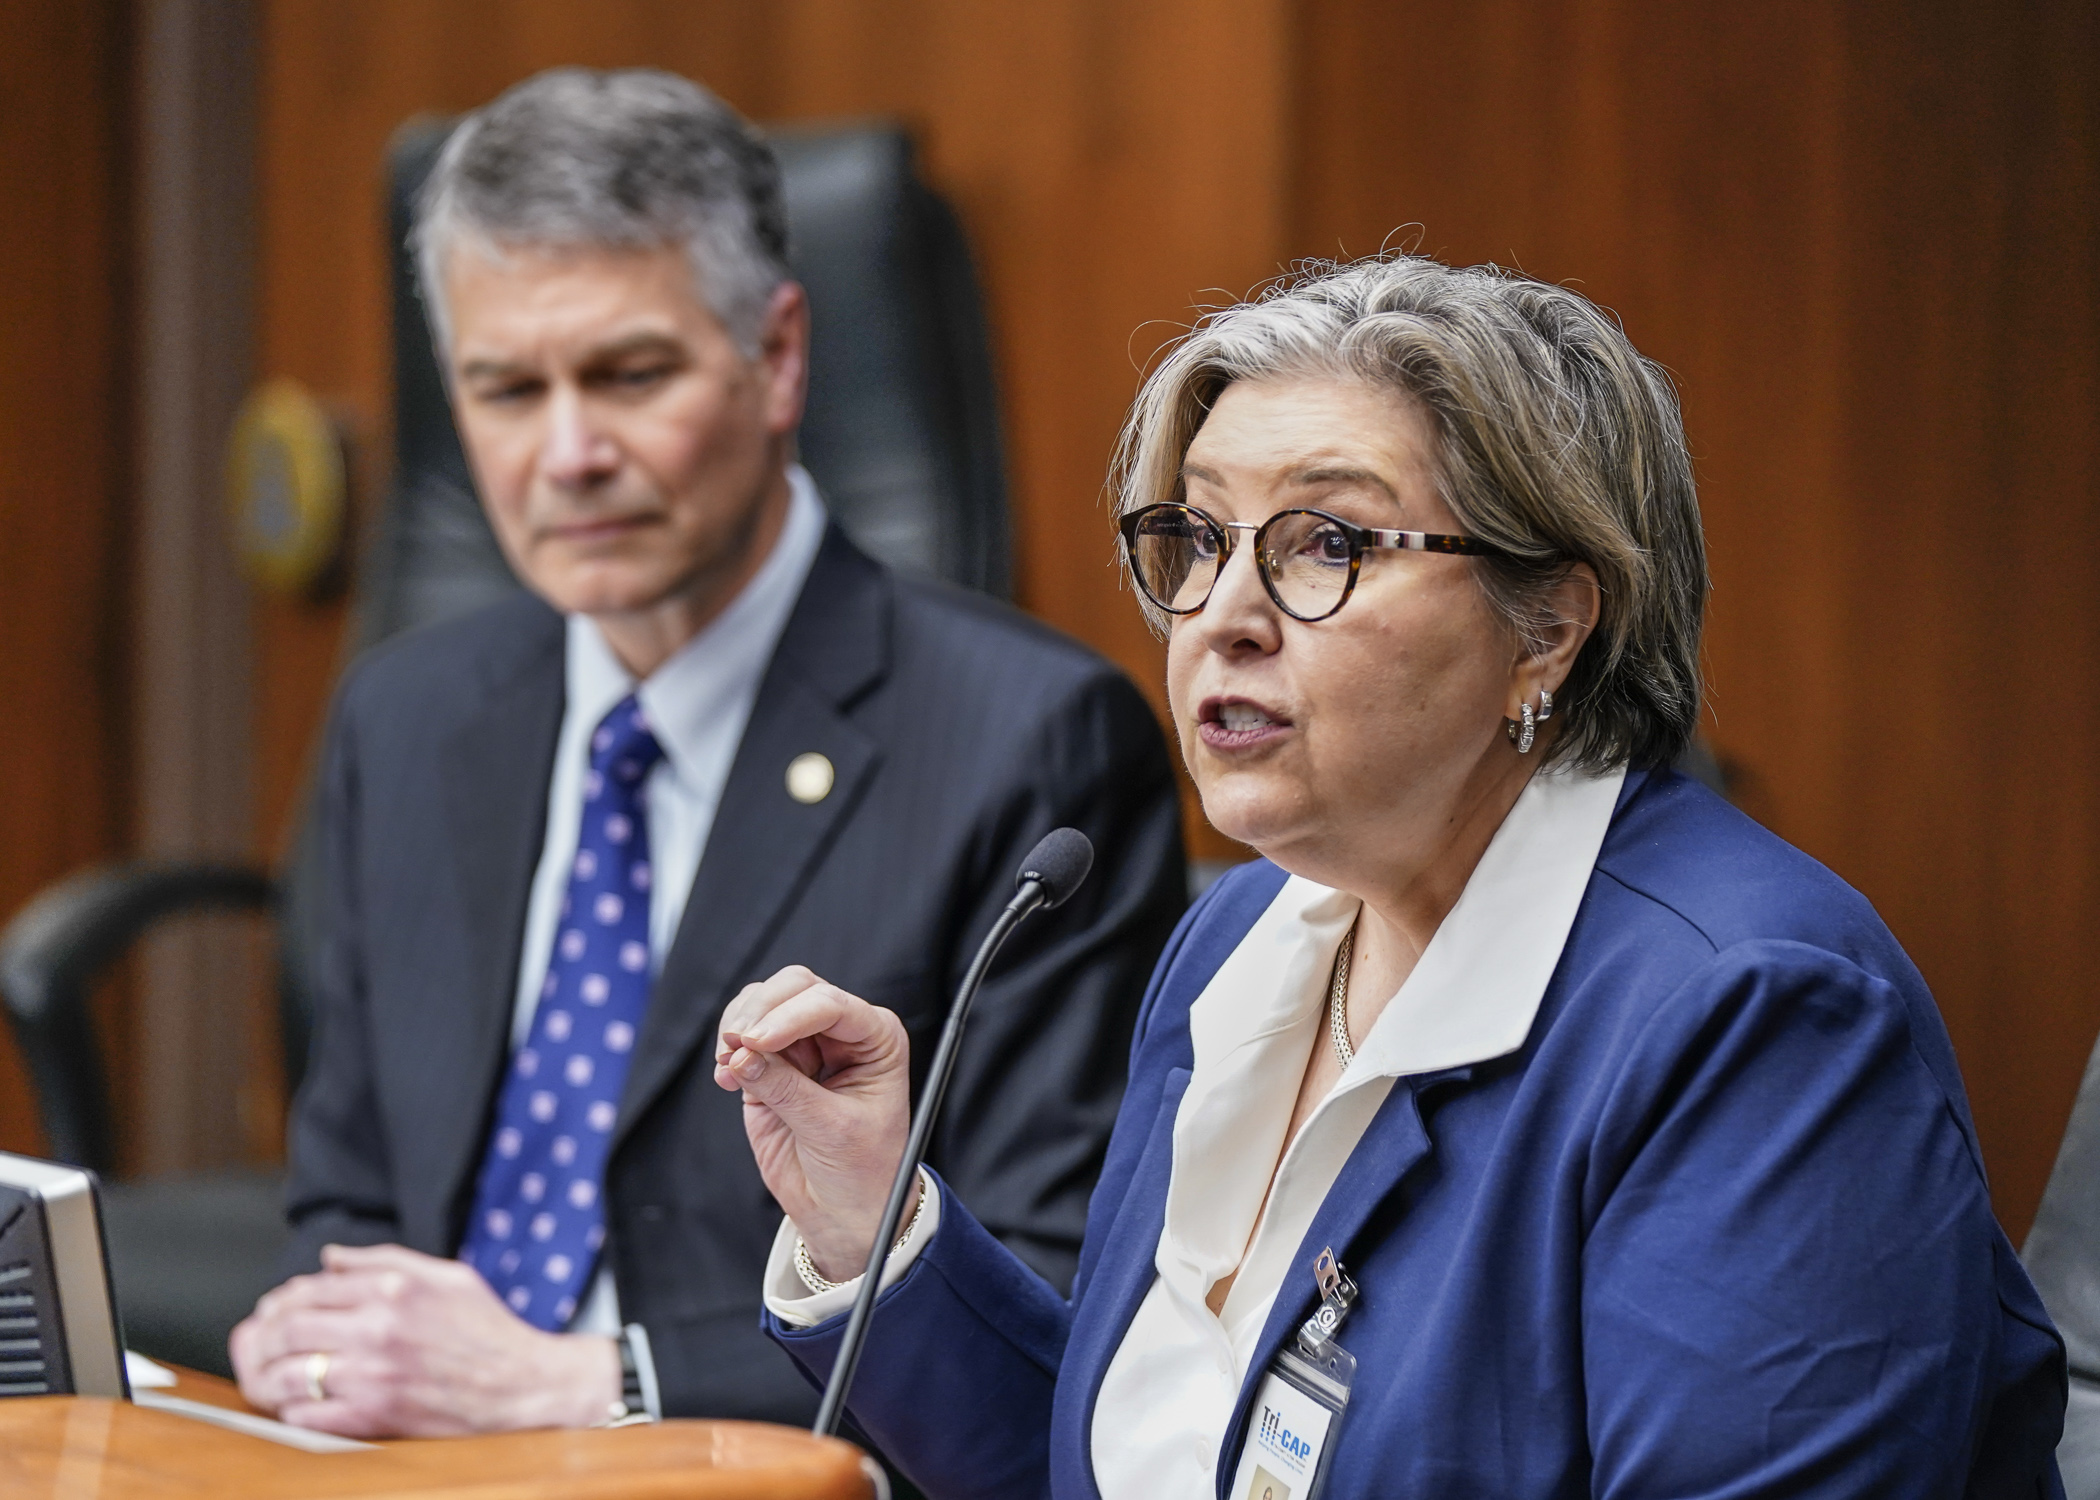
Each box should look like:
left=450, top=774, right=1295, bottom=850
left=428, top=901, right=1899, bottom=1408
left=621, top=1322, right=663, bottom=1421
left=763, top=1169, right=942, bottom=1329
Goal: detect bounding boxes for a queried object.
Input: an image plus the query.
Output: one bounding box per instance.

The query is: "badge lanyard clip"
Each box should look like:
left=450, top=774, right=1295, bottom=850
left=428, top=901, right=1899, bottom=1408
left=1299, top=1247, right=1358, bottom=1357
left=1226, top=1248, right=1361, bottom=1500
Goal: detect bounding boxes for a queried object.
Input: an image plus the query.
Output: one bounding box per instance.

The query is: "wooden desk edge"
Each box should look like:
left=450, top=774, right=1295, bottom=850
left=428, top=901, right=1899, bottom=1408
left=162, top=1361, right=259, bottom=1412
left=6, top=1372, right=873, bottom=1499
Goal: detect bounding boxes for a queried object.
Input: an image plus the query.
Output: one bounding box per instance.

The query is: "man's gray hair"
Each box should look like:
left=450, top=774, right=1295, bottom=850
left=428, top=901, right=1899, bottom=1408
left=1113, top=254, right=1707, bottom=772
left=413, top=68, right=790, bottom=355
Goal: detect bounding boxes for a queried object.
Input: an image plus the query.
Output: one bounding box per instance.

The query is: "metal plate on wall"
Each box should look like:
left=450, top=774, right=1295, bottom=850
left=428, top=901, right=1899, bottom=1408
left=226, top=378, right=346, bottom=597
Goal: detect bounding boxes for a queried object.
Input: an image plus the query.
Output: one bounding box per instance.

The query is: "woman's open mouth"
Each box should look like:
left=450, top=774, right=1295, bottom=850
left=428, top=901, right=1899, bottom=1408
left=1197, top=696, right=1293, bottom=751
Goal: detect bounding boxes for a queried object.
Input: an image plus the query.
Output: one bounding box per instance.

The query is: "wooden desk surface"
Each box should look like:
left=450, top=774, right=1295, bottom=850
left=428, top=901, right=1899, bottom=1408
left=0, top=1367, right=873, bottom=1499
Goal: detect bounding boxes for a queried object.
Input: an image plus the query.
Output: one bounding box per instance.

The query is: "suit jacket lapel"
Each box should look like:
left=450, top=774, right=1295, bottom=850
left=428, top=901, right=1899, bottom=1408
left=614, top=528, right=891, bottom=1146
left=1211, top=1070, right=1459, bottom=1495
left=1057, top=1066, right=1193, bottom=1500
left=431, top=609, right=566, bottom=1238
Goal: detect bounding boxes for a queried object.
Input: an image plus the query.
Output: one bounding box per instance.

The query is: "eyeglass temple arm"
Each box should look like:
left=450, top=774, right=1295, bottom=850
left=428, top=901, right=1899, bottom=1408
left=1225, top=519, right=1476, bottom=552
left=1363, top=527, right=1492, bottom=555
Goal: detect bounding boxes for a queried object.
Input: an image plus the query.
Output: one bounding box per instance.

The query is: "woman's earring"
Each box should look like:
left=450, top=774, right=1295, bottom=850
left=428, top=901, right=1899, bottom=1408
left=1506, top=701, right=1537, bottom=754
left=1536, top=687, right=1554, bottom=722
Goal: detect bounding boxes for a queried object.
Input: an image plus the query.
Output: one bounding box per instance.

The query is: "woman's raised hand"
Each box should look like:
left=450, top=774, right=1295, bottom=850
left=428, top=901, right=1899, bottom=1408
left=714, top=966, right=913, bottom=1281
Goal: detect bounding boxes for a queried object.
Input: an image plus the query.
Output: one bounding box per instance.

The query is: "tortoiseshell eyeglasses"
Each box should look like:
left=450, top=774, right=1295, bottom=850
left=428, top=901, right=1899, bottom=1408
left=1117, top=503, right=1497, bottom=623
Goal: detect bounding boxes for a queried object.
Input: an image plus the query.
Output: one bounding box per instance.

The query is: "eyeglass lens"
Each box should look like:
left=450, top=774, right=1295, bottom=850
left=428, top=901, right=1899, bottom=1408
left=1127, top=507, right=1224, bottom=613
left=1258, top=510, right=1355, bottom=618
left=1127, top=506, right=1356, bottom=620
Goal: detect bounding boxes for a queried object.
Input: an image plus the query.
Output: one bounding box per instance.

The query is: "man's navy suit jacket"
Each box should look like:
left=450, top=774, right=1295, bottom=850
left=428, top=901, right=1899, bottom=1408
left=281, top=525, right=1187, bottom=1423
left=774, top=769, right=2067, bottom=1498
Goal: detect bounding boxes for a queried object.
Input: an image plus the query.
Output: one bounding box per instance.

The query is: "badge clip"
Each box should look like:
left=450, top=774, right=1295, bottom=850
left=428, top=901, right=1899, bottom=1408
left=1229, top=1247, right=1361, bottom=1500
left=1298, top=1246, right=1359, bottom=1357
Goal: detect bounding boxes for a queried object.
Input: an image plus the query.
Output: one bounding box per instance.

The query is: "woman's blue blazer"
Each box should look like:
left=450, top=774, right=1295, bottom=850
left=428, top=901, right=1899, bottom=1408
left=770, top=769, right=2067, bottom=1498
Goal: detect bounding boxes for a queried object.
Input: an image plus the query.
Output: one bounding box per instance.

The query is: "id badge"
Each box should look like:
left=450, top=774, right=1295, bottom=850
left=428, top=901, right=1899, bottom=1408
left=1226, top=1249, right=1359, bottom=1500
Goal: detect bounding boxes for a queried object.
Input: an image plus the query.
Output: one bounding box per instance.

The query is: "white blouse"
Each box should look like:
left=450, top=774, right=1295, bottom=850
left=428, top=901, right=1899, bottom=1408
left=768, top=764, right=1624, bottom=1498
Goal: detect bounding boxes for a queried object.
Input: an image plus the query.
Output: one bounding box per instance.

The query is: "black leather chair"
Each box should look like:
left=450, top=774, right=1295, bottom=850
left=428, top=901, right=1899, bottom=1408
left=2024, top=1040, right=2100, bottom=1496
left=0, top=119, right=1009, bottom=1377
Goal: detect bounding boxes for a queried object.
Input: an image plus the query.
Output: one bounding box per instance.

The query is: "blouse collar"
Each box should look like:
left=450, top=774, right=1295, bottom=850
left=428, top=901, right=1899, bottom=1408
left=1189, top=761, right=1627, bottom=1091
left=1351, top=759, right=1628, bottom=1079
left=1159, top=763, right=1627, bottom=1318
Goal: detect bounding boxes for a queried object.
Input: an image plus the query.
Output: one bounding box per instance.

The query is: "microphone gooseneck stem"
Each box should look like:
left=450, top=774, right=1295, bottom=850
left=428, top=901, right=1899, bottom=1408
left=811, top=880, right=1049, bottom=1438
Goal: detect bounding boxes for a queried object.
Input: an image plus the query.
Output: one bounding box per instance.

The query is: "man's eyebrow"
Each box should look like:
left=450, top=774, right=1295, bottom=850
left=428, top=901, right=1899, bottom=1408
left=455, top=333, right=687, bottom=382
left=457, top=357, right=535, bottom=382
left=581, top=331, right=687, bottom=362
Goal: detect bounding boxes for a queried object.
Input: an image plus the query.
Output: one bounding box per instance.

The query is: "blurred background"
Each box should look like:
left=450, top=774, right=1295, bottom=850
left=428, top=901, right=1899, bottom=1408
left=0, top=0, right=2091, bottom=1251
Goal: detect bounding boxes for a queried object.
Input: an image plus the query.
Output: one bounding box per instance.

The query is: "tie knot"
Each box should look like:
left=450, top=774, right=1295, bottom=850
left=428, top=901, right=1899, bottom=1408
left=588, top=695, right=665, bottom=786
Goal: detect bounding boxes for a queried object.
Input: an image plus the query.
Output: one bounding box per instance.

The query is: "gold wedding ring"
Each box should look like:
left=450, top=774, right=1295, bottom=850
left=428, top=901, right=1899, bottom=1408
left=304, top=1350, right=331, bottom=1403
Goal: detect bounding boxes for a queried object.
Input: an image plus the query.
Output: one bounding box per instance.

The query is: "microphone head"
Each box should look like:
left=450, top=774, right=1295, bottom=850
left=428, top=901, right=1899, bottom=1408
left=1016, top=828, right=1094, bottom=910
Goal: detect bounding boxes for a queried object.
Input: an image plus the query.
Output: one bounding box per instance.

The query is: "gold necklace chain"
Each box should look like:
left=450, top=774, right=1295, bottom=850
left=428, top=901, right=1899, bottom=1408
left=1328, top=925, right=1356, bottom=1069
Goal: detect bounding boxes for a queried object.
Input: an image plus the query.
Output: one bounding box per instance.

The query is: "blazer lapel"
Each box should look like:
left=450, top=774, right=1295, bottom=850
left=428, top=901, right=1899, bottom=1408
left=614, top=528, right=891, bottom=1146
left=1211, top=1069, right=1460, bottom=1495
left=430, top=612, right=566, bottom=1237
left=1055, top=1066, right=1193, bottom=1500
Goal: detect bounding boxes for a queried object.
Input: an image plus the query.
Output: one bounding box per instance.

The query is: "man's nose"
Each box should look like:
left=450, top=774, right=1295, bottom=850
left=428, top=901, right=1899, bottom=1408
left=538, top=386, right=619, bottom=488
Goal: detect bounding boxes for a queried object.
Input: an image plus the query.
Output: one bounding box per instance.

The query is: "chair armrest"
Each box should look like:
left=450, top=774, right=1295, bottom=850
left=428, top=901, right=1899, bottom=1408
left=0, top=862, right=276, bottom=1172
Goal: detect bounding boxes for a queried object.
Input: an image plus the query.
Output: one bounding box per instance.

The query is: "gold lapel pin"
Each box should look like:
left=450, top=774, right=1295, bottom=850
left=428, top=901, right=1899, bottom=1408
left=785, top=752, right=835, bottom=805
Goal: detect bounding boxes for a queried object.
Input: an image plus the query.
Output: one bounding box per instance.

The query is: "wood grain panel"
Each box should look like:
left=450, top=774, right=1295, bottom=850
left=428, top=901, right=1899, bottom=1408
left=757, top=0, right=1290, bottom=859
left=1292, top=0, right=2099, bottom=1235
left=0, top=1398, right=871, bottom=1499
left=134, top=0, right=269, bottom=1175
left=0, top=0, right=134, bottom=1156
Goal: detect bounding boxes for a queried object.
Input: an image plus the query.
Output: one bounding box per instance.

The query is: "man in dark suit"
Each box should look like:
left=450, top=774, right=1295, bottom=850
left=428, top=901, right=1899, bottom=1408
left=226, top=67, right=1184, bottom=1438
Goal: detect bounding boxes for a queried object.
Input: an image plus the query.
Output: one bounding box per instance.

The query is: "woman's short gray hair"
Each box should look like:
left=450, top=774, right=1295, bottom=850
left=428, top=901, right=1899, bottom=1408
left=412, top=67, right=789, bottom=356
left=1114, top=254, right=1707, bottom=772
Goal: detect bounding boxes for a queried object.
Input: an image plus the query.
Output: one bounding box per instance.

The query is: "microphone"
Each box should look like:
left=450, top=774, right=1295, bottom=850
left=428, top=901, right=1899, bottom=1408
left=811, top=828, right=1096, bottom=1438
left=1013, top=825, right=1094, bottom=911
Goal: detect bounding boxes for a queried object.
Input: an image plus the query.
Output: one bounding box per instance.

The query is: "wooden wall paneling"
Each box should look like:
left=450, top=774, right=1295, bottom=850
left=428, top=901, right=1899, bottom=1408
left=1868, top=0, right=2100, bottom=1231
left=2001, top=0, right=2100, bottom=1227
left=0, top=0, right=134, bottom=1157
left=134, top=0, right=268, bottom=1174
left=1290, top=0, right=2099, bottom=1234
left=758, top=0, right=1294, bottom=860
left=1290, top=0, right=1862, bottom=841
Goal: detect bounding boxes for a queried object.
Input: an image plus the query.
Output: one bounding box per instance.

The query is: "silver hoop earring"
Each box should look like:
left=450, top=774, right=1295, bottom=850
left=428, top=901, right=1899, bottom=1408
left=1536, top=687, right=1554, bottom=722
left=1507, top=701, right=1536, bottom=754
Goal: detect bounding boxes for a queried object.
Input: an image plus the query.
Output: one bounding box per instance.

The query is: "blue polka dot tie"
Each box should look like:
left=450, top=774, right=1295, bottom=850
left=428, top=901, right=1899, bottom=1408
left=459, top=694, right=664, bottom=1330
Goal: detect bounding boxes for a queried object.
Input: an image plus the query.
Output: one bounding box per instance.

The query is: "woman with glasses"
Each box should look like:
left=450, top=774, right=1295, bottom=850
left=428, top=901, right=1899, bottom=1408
left=715, top=254, right=2063, bottom=1498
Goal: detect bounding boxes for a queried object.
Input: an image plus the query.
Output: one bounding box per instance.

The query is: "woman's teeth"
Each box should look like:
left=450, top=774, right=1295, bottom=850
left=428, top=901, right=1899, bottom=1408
left=1218, top=704, right=1273, bottom=731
